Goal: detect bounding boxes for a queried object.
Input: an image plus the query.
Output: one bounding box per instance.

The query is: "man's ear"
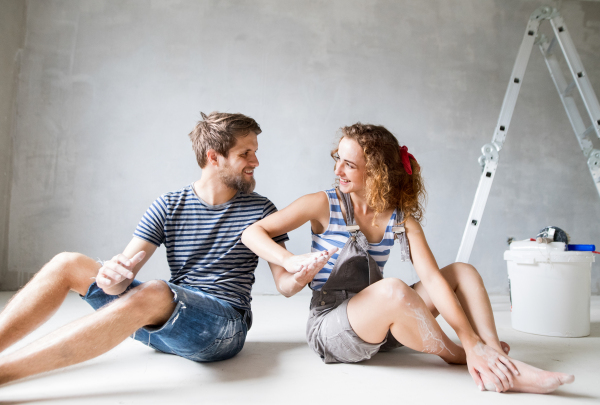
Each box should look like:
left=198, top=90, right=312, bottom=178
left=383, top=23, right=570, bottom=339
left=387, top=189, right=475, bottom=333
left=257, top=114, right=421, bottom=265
left=206, top=149, right=219, bottom=166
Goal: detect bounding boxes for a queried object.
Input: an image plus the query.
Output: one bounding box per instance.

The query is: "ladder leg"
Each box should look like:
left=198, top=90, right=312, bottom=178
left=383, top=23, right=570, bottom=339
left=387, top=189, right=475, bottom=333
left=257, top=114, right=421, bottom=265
left=456, top=12, right=542, bottom=263
left=457, top=7, right=600, bottom=263
left=550, top=15, right=600, bottom=141
left=548, top=16, right=600, bottom=198
left=456, top=149, right=498, bottom=263
left=539, top=34, right=600, bottom=198
left=587, top=149, right=600, bottom=199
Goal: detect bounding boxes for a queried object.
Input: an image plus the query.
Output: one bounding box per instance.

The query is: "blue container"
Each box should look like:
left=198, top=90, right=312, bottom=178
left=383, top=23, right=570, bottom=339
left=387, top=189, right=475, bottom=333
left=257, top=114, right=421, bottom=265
left=567, top=244, right=596, bottom=251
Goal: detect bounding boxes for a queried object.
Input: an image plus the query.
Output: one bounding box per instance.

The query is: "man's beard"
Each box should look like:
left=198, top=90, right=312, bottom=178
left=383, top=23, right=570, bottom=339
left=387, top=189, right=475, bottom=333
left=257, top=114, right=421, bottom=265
left=218, top=163, right=256, bottom=194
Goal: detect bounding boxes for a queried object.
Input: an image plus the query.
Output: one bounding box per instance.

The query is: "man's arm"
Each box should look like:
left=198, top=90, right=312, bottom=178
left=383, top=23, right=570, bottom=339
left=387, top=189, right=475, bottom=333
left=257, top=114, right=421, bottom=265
left=96, top=237, right=159, bottom=295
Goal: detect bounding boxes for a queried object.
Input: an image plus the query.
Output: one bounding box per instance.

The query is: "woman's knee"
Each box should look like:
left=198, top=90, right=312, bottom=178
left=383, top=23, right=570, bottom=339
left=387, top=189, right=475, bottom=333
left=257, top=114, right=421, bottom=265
left=444, top=262, right=483, bottom=286
left=373, top=278, right=416, bottom=309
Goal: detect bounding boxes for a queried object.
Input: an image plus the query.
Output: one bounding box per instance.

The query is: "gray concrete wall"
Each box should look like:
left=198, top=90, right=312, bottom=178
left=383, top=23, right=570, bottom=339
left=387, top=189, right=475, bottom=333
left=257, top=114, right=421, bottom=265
left=5, top=0, right=600, bottom=296
left=0, top=0, right=26, bottom=289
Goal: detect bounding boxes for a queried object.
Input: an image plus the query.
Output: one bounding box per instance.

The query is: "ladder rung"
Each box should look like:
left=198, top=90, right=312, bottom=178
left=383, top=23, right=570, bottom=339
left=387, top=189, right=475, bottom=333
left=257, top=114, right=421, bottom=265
left=581, top=125, right=595, bottom=139
left=563, top=80, right=577, bottom=97
left=546, top=36, right=558, bottom=55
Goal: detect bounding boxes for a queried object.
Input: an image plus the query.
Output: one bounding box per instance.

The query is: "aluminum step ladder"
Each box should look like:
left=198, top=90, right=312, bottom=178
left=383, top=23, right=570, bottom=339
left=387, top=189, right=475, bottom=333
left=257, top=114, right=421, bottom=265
left=456, top=6, right=600, bottom=263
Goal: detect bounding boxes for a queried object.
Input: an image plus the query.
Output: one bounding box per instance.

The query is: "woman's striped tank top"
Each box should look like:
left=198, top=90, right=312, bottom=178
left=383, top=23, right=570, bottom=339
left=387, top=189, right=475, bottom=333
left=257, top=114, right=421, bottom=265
left=310, top=189, right=398, bottom=291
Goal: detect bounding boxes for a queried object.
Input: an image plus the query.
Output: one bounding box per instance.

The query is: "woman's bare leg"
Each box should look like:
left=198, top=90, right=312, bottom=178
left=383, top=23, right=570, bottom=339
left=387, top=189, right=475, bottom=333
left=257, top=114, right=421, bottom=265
left=413, top=263, right=503, bottom=352
left=347, top=278, right=466, bottom=364
left=413, top=263, right=574, bottom=393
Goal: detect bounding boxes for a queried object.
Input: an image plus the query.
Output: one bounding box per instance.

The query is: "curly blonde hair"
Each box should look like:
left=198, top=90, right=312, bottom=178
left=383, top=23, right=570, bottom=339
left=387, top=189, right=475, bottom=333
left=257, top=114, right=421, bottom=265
left=332, top=123, right=426, bottom=224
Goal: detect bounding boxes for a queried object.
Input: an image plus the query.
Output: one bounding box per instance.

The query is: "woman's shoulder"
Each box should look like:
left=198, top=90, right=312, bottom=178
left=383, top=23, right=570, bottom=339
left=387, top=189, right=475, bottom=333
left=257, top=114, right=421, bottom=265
left=314, top=188, right=341, bottom=208
left=321, top=188, right=340, bottom=204
left=291, top=190, right=334, bottom=220
left=301, top=190, right=336, bottom=235
left=301, top=189, right=333, bottom=207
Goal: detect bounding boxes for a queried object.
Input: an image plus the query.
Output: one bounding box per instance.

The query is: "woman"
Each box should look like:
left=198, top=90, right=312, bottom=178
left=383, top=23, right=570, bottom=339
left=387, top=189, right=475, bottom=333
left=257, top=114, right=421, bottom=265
left=242, top=123, right=574, bottom=394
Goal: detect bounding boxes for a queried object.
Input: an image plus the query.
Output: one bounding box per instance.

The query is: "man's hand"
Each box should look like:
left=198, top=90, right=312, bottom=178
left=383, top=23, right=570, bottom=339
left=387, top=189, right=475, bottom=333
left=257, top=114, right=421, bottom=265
left=96, top=251, right=146, bottom=289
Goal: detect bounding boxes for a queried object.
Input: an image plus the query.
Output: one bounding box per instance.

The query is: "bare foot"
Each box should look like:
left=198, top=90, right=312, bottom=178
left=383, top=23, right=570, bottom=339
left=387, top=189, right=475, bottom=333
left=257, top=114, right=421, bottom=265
left=500, top=341, right=510, bottom=355
left=482, top=359, right=574, bottom=394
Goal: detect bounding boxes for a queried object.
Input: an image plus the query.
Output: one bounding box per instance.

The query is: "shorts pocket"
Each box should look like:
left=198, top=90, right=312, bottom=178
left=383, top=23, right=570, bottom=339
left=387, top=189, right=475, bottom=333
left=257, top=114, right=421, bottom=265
left=187, top=330, right=246, bottom=362
left=323, top=334, right=367, bottom=364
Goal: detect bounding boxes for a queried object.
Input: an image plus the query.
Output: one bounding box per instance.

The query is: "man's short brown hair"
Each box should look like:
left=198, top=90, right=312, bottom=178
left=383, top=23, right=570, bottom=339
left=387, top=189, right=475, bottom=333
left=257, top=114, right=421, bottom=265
left=189, top=112, right=262, bottom=168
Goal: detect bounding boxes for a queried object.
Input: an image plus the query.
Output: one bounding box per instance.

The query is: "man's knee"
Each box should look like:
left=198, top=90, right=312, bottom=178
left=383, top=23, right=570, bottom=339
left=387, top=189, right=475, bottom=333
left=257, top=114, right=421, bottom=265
left=136, top=280, right=174, bottom=301
left=45, top=252, right=99, bottom=290
left=119, top=280, right=176, bottom=326
left=49, top=252, right=87, bottom=269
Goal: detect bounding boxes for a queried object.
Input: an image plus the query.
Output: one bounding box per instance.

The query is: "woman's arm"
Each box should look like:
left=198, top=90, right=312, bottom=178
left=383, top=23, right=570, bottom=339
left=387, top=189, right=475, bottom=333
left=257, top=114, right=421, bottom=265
left=242, top=191, right=333, bottom=272
left=268, top=243, right=332, bottom=297
left=405, top=216, right=480, bottom=346
left=405, top=216, right=518, bottom=386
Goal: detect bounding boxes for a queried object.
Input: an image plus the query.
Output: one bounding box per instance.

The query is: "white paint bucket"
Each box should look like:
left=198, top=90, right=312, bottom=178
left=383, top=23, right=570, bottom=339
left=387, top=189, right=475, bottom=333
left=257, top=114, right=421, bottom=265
left=504, top=248, right=595, bottom=337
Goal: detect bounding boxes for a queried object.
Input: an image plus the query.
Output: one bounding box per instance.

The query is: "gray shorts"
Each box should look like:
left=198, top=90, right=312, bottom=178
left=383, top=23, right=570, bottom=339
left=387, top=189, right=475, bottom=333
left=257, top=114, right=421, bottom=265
left=308, top=298, right=388, bottom=364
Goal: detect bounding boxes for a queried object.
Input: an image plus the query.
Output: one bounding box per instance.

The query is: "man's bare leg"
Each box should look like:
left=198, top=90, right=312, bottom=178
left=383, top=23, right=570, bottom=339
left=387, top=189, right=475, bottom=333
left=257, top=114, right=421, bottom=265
left=414, top=263, right=574, bottom=393
left=0, top=279, right=176, bottom=385
left=0, top=253, right=100, bottom=353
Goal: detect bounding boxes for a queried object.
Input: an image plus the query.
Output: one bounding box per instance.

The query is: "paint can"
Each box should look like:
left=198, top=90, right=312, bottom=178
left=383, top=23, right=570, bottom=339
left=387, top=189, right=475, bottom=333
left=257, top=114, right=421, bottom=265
left=504, top=245, right=594, bottom=337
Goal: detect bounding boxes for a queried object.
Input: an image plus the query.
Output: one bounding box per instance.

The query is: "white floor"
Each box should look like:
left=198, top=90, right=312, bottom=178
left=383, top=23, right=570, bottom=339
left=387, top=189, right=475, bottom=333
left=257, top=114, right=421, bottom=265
left=0, top=292, right=598, bottom=404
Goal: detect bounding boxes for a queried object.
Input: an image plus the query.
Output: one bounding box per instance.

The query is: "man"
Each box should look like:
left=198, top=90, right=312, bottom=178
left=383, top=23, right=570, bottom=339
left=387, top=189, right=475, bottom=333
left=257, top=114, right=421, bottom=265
left=0, top=111, right=333, bottom=384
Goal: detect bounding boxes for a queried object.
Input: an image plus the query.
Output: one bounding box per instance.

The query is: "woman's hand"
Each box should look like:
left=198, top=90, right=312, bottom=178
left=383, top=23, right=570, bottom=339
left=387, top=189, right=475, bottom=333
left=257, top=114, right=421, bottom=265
left=269, top=248, right=338, bottom=298
left=466, top=340, right=520, bottom=392
left=291, top=249, right=336, bottom=285
left=282, top=249, right=337, bottom=274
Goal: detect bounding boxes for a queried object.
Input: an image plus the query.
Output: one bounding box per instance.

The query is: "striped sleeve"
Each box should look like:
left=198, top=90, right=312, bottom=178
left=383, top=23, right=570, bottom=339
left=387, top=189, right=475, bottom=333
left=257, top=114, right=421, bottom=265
left=133, top=196, right=168, bottom=246
left=262, top=199, right=289, bottom=244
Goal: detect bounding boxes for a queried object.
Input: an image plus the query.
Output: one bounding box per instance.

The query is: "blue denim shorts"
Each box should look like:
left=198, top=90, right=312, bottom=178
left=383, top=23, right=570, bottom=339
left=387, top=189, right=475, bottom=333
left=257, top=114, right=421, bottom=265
left=81, top=279, right=249, bottom=362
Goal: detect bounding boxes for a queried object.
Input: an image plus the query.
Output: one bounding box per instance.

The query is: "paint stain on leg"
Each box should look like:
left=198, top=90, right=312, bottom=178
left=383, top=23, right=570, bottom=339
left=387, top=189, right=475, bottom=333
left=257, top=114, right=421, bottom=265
left=411, top=308, right=454, bottom=356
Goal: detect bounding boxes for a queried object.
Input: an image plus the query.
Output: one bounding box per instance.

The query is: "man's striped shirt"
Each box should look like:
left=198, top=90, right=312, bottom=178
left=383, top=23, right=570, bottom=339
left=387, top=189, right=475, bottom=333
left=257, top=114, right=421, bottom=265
left=133, top=184, right=288, bottom=311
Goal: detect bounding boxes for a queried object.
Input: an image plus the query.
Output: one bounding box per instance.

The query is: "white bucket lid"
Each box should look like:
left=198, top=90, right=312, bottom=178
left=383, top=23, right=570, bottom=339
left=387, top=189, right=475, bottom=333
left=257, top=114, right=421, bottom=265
left=509, top=240, right=565, bottom=251
left=504, top=250, right=595, bottom=264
